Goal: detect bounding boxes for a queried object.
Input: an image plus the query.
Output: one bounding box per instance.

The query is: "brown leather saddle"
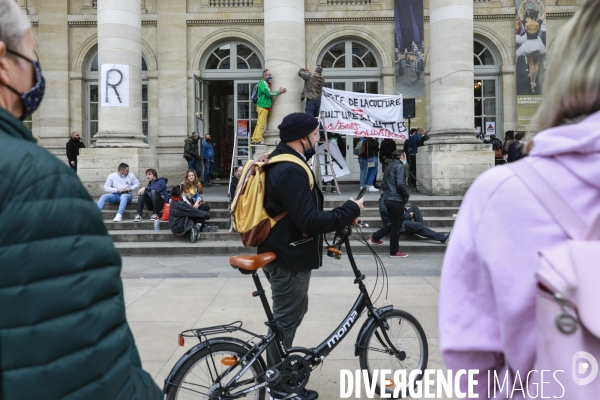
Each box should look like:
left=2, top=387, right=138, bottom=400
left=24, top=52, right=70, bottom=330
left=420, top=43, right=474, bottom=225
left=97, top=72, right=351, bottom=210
left=229, top=252, right=277, bottom=274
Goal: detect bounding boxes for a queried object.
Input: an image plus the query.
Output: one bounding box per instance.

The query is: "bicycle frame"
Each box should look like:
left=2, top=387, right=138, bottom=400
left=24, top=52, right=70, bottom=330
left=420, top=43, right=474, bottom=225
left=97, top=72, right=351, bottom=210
left=165, top=225, right=403, bottom=398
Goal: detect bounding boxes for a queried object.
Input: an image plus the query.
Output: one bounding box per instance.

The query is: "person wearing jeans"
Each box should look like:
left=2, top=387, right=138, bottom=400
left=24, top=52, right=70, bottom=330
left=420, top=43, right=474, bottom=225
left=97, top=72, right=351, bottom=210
left=134, top=169, right=168, bottom=222
left=184, top=131, right=202, bottom=178
left=201, top=134, right=215, bottom=185
left=96, top=162, right=140, bottom=222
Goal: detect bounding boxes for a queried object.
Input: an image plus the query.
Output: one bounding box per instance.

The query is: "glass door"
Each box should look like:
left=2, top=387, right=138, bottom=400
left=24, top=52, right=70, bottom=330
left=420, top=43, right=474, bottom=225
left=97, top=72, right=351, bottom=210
left=474, top=78, right=498, bottom=138
left=194, top=75, right=204, bottom=135
left=233, top=81, right=258, bottom=171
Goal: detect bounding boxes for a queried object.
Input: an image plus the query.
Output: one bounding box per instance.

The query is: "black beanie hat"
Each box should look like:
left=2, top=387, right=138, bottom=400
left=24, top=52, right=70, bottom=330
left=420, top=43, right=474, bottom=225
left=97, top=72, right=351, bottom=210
left=278, top=113, right=319, bottom=143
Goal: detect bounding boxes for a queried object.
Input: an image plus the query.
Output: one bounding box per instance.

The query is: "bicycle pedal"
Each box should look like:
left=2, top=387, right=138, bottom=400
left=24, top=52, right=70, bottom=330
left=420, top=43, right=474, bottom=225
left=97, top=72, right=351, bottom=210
left=327, top=247, right=342, bottom=259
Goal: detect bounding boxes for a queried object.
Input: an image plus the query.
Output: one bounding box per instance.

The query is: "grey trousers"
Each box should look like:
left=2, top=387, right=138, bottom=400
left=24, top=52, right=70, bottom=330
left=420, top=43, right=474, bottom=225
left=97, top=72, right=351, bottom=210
left=262, top=263, right=312, bottom=368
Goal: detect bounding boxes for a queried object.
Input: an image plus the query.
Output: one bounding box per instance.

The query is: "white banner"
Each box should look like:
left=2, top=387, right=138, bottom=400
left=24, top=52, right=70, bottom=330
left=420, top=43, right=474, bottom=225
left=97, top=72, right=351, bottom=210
left=320, top=87, right=408, bottom=139
left=101, top=64, right=130, bottom=107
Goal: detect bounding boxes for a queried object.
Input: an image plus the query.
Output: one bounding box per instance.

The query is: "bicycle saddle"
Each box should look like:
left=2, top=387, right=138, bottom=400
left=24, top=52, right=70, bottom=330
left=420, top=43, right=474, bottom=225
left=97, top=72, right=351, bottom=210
left=230, top=252, right=277, bottom=274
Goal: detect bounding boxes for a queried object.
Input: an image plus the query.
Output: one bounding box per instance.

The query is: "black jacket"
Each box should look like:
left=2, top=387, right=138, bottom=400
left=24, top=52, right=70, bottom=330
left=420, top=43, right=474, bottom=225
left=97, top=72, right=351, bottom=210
left=65, top=137, right=85, bottom=163
left=359, top=138, right=379, bottom=159
left=183, top=137, right=201, bottom=161
left=168, top=200, right=210, bottom=236
left=507, top=141, right=526, bottom=163
left=490, top=137, right=503, bottom=151
left=257, top=142, right=360, bottom=271
left=381, top=159, right=410, bottom=204
left=379, top=139, right=396, bottom=162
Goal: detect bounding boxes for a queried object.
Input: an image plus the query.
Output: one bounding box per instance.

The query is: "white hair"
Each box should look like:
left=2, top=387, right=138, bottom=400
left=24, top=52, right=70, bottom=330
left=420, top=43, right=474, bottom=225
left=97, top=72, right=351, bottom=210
left=0, top=0, right=31, bottom=51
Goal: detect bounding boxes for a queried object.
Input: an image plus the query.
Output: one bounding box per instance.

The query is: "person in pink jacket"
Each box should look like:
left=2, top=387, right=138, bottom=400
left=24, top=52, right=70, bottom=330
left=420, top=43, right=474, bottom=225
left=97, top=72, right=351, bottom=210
left=439, top=1, right=600, bottom=397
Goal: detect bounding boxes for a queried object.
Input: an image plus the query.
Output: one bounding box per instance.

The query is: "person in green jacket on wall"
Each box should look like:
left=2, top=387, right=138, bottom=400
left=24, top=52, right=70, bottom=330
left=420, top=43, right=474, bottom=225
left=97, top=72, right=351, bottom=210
left=0, top=1, right=162, bottom=399
left=250, top=69, right=287, bottom=145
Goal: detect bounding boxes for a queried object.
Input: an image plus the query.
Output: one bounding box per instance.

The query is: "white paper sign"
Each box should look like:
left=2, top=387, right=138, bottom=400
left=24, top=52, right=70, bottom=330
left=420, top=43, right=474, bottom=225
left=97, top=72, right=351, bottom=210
left=317, top=140, right=349, bottom=182
left=485, top=122, right=495, bottom=135
left=100, top=64, right=130, bottom=107
left=320, top=87, right=408, bottom=139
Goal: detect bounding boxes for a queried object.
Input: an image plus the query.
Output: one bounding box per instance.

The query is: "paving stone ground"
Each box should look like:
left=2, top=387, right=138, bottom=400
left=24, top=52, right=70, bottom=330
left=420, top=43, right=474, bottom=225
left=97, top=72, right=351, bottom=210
left=122, top=253, right=457, bottom=399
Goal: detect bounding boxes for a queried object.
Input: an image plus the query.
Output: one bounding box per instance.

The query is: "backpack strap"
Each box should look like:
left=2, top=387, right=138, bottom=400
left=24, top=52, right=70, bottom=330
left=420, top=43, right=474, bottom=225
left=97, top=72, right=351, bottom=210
left=267, top=154, right=315, bottom=190
left=509, top=161, right=586, bottom=240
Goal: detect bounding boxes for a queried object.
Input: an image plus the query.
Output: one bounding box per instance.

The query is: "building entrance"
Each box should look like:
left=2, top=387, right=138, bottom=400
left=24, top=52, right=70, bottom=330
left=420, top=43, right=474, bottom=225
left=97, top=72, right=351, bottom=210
left=205, top=80, right=259, bottom=182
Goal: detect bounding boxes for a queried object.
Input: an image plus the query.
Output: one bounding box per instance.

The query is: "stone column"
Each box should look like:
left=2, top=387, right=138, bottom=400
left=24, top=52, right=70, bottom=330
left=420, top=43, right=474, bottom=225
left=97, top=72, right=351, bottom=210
left=417, top=0, right=493, bottom=195
left=94, top=0, right=147, bottom=147
left=261, top=0, right=306, bottom=149
left=36, top=0, right=69, bottom=158
left=78, top=0, right=157, bottom=196
left=156, top=0, right=189, bottom=179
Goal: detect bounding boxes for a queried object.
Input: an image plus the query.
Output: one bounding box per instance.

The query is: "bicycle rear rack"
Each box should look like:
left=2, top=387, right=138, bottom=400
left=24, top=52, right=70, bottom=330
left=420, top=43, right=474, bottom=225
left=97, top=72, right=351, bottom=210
left=179, top=321, right=264, bottom=344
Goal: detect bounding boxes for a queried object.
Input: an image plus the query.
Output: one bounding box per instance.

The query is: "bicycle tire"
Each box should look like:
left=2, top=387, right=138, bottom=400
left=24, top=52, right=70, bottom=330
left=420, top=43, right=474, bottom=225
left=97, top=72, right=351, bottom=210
left=358, top=309, right=428, bottom=399
left=166, top=342, right=266, bottom=400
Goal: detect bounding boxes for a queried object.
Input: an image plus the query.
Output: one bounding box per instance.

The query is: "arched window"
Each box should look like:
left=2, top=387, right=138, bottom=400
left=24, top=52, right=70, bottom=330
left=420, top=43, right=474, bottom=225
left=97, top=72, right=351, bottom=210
left=319, top=40, right=379, bottom=70
left=473, top=39, right=500, bottom=138
left=474, top=41, right=496, bottom=66
left=317, top=39, right=382, bottom=182
left=204, top=42, right=263, bottom=71
left=85, top=53, right=149, bottom=146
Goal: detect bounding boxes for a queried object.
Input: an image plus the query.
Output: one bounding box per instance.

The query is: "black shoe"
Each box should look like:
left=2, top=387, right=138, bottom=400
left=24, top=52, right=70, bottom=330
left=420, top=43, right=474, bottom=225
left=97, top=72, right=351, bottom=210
left=441, top=230, right=452, bottom=244
left=373, top=184, right=381, bottom=189
left=190, top=226, right=199, bottom=243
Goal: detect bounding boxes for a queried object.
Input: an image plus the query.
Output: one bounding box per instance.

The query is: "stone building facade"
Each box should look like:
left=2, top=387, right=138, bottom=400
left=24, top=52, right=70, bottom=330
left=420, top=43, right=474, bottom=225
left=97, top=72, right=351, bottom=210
left=18, top=0, right=580, bottom=194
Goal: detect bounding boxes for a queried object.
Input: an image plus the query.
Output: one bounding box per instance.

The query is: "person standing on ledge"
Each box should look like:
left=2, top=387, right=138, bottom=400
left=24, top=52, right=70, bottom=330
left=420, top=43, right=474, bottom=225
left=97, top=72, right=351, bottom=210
left=298, top=65, right=325, bottom=117
left=251, top=69, right=287, bottom=145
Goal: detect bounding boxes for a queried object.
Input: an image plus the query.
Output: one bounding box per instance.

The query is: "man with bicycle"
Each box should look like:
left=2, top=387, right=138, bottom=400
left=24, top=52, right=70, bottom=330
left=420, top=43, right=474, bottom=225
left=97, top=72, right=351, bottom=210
left=258, top=112, right=364, bottom=400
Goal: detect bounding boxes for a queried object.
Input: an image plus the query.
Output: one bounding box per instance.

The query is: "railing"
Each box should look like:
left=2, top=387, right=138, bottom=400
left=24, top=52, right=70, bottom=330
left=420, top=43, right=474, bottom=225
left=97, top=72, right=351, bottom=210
left=210, top=0, right=254, bottom=6
left=327, top=0, right=372, bottom=4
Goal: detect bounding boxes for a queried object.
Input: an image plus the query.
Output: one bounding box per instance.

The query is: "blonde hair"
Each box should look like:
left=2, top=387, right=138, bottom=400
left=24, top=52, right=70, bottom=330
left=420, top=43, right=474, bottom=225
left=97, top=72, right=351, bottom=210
left=531, top=0, right=600, bottom=133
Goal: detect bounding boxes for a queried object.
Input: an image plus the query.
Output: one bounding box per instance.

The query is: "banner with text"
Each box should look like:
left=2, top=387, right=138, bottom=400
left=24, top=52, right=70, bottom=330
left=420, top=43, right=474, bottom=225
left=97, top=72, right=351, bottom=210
left=515, top=0, right=546, bottom=131
left=320, top=87, right=408, bottom=139
left=394, top=0, right=426, bottom=128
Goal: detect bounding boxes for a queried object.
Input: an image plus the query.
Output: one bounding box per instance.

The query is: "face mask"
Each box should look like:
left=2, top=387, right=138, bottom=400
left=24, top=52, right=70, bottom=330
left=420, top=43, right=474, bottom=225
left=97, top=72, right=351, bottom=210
left=267, top=76, right=273, bottom=81
left=402, top=159, right=408, bottom=165
left=120, top=173, right=127, bottom=178
left=206, top=139, right=211, bottom=142
left=5, top=49, right=46, bottom=121
left=302, top=136, right=316, bottom=159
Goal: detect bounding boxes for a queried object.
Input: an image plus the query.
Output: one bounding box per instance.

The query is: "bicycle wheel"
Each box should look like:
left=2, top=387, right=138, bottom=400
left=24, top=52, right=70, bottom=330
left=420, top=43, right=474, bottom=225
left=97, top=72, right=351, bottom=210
left=358, top=309, right=428, bottom=398
left=166, top=342, right=266, bottom=400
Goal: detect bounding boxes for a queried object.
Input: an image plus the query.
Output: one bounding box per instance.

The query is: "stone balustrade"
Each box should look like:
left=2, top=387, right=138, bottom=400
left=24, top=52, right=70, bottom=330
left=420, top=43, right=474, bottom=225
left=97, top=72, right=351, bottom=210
left=327, top=0, right=372, bottom=4
left=210, top=0, right=254, bottom=6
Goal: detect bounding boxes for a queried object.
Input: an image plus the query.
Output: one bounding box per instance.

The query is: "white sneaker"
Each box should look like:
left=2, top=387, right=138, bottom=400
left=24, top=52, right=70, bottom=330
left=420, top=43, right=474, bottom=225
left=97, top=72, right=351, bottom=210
left=113, top=213, right=123, bottom=222
left=367, top=186, right=379, bottom=192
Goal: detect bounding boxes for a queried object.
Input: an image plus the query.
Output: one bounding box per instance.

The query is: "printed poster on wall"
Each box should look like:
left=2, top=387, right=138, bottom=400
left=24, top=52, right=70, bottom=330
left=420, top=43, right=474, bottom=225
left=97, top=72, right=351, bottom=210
left=320, top=87, right=408, bottom=139
left=100, top=64, right=130, bottom=107
left=515, top=0, right=547, bottom=131
left=394, top=0, right=426, bottom=129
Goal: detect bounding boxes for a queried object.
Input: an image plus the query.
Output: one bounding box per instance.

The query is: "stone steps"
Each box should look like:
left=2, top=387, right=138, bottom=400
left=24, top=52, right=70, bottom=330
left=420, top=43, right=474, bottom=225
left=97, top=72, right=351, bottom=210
left=108, top=226, right=452, bottom=243
left=97, top=187, right=461, bottom=256
left=113, top=240, right=448, bottom=257
left=102, top=206, right=459, bottom=220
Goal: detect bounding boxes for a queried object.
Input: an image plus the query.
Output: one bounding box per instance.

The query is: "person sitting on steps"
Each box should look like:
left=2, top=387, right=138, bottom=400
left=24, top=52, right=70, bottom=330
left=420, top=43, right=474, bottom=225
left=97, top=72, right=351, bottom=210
left=181, top=169, right=217, bottom=232
left=133, top=168, right=168, bottom=222
left=168, top=185, right=211, bottom=242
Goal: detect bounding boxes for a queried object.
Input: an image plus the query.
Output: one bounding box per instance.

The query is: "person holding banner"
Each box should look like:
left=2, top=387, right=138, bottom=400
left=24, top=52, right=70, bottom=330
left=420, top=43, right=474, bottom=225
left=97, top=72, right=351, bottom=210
left=298, top=66, right=325, bottom=117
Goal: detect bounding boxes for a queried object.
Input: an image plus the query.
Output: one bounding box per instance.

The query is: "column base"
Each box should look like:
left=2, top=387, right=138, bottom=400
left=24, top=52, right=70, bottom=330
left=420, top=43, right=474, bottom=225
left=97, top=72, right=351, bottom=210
left=417, top=143, right=494, bottom=196
left=78, top=148, right=159, bottom=197
left=93, top=131, right=149, bottom=148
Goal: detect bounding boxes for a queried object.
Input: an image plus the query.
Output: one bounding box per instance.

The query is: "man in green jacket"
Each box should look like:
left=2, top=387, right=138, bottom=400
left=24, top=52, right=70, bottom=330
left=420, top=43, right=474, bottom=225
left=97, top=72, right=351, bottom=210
left=0, top=1, right=162, bottom=398
left=251, top=69, right=287, bottom=145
